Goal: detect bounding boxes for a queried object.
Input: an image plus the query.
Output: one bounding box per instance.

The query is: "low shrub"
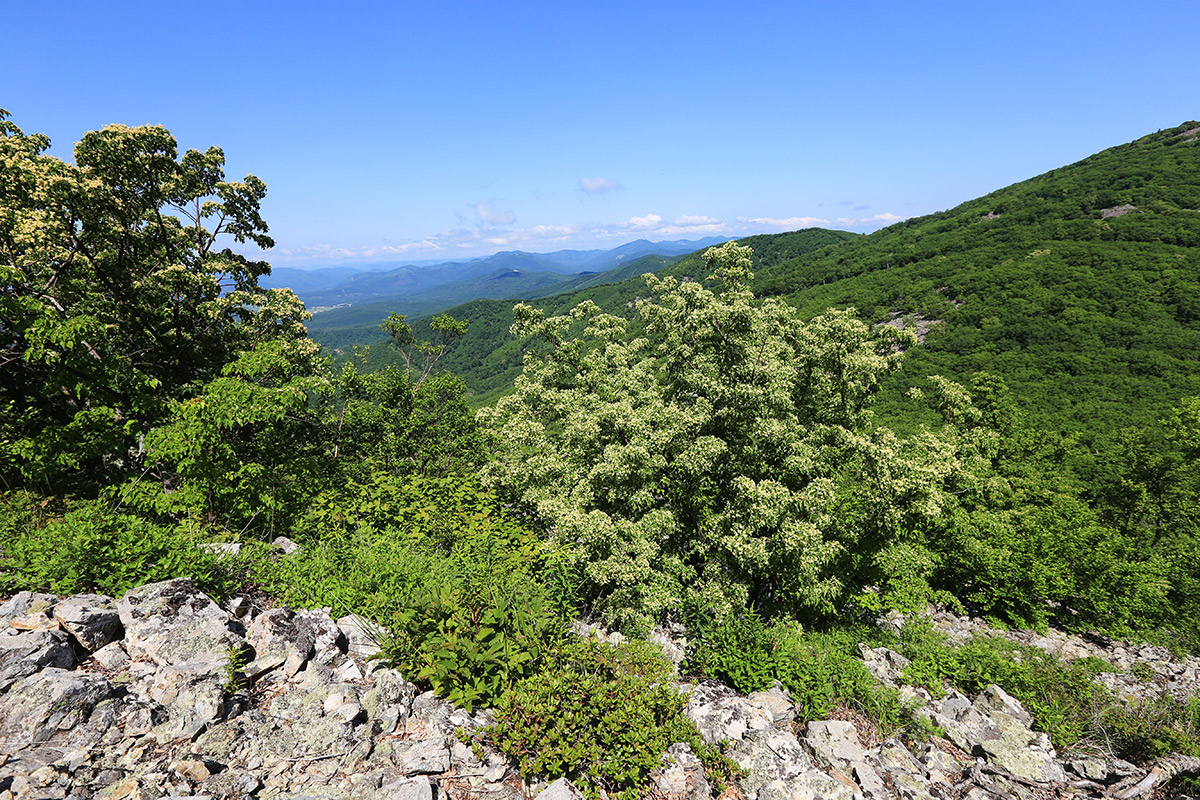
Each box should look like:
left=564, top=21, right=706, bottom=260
left=259, top=472, right=569, bottom=710
left=894, top=623, right=1111, bottom=748
left=0, top=497, right=235, bottom=599
left=685, top=610, right=914, bottom=738
left=490, top=637, right=736, bottom=800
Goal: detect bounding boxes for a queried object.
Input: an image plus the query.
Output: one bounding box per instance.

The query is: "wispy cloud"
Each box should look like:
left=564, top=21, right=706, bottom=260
left=472, top=201, right=516, bottom=226
left=740, top=215, right=832, bottom=229
left=266, top=208, right=911, bottom=264
left=579, top=176, right=623, bottom=194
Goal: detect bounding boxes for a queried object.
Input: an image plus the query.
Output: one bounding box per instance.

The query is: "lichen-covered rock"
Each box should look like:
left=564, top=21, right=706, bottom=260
left=728, top=727, right=853, bottom=800
left=650, top=743, right=712, bottom=800
left=683, top=680, right=774, bottom=745
left=54, top=593, right=122, bottom=651
left=391, top=735, right=452, bottom=775
left=802, top=721, right=890, bottom=799
left=747, top=682, right=795, bottom=723
left=337, top=613, right=383, bottom=660
left=537, top=777, right=585, bottom=800
left=0, top=591, right=59, bottom=631
left=0, top=627, right=74, bottom=690
left=0, top=667, right=112, bottom=747
left=246, top=606, right=347, bottom=674
left=145, top=662, right=230, bottom=742
left=117, top=578, right=246, bottom=667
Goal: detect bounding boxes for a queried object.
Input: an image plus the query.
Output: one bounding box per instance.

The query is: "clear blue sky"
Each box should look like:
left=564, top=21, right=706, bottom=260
left=5, top=1, right=1197, bottom=266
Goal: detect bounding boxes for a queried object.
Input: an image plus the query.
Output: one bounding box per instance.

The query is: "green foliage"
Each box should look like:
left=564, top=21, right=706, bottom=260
left=260, top=473, right=569, bottom=710
left=220, top=644, right=249, bottom=696
left=325, top=360, right=484, bottom=481
left=1101, top=695, right=1200, bottom=762
left=490, top=637, right=736, bottom=800
left=685, top=611, right=779, bottom=694
left=384, top=587, right=559, bottom=711
left=0, top=110, right=306, bottom=494
left=0, top=497, right=235, bottom=599
left=479, top=242, right=962, bottom=632
left=895, top=624, right=1111, bottom=748
left=774, top=627, right=911, bottom=735
left=120, top=338, right=329, bottom=536
left=686, top=612, right=912, bottom=737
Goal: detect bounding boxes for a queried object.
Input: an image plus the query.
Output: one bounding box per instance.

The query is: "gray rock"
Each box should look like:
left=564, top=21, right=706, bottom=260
left=649, top=625, right=688, bottom=669
left=146, top=662, right=229, bottom=742
left=392, top=736, right=451, bottom=775
left=245, top=607, right=346, bottom=670
left=802, top=720, right=864, bottom=773
left=91, top=640, right=130, bottom=671
left=200, top=769, right=261, bottom=798
left=199, top=542, right=242, bottom=557
left=0, top=668, right=112, bottom=747
left=54, top=593, right=122, bottom=651
left=337, top=614, right=383, bottom=660
left=0, top=591, right=59, bottom=631
left=973, top=684, right=1033, bottom=727
left=859, top=645, right=911, bottom=688
left=683, top=680, right=773, bottom=745
left=728, top=727, right=853, bottom=800
left=802, top=720, right=890, bottom=799
left=650, top=743, right=711, bottom=800
left=537, top=777, right=584, bottom=800
left=118, top=578, right=247, bottom=668
left=0, top=627, right=74, bottom=690
left=381, top=777, right=434, bottom=800
left=1070, top=756, right=1109, bottom=781
left=747, top=682, right=795, bottom=723
left=272, top=536, right=302, bottom=556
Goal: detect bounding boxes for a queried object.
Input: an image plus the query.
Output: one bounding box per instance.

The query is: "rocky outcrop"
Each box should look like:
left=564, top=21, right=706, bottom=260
left=2, top=582, right=1198, bottom=800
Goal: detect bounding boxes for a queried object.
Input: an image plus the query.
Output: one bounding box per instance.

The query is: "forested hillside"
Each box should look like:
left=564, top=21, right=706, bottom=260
left=399, top=124, right=1200, bottom=436
left=355, top=228, right=859, bottom=403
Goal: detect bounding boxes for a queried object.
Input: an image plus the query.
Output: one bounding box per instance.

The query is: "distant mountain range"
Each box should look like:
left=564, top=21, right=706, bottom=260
left=263, top=237, right=731, bottom=312
left=282, top=237, right=732, bottom=349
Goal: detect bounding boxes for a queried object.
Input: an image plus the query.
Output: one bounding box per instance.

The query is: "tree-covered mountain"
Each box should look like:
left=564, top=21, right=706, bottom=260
left=276, top=237, right=731, bottom=309
left=417, top=123, right=1200, bottom=438
left=357, top=229, right=859, bottom=403
left=299, top=238, right=731, bottom=349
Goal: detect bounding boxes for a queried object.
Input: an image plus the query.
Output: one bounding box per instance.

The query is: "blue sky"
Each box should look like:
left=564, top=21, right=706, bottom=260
left=5, top=1, right=1197, bottom=266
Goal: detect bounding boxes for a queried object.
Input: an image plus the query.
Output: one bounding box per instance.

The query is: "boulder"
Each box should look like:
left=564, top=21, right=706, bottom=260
left=0, top=627, right=74, bottom=691
left=683, top=680, right=774, bottom=745
left=0, top=667, right=112, bottom=747
left=728, top=727, right=854, bottom=800
left=54, top=593, right=122, bottom=651
left=649, top=743, right=712, bottom=800
left=146, top=662, right=230, bottom=742
left=245, top=606, right=346, bottom=673
left=118, top=578, right=247, bottom=667
left=537, top=777, right=585, bottom=800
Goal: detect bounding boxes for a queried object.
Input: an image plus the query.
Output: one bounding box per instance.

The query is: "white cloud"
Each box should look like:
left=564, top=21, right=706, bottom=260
left=626, top=213, right=663, bottom=228
left=579, top=176, right=623, bottom=194
left=472, top=201, right=516, bottom=226
left=741, top=215, right=831, bottom=229
left=674, top=214, right=721, bottom=226
left=263, top=207, right=911, bottom=266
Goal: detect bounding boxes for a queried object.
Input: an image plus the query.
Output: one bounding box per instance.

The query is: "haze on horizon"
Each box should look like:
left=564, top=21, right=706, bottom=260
left=6, top=1, right=1197, bottom=267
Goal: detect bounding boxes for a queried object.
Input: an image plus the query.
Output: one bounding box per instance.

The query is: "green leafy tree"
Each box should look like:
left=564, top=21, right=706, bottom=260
left=0, top=109, right=306, bottom=492
left=478, top=242, right=957, bottom=631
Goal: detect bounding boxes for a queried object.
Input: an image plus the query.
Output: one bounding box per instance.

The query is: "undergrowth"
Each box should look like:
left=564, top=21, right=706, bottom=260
left=488, top=636, right=739, bottom=800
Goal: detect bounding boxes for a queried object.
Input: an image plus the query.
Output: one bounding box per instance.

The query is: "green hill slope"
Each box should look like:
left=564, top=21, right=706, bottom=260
left=756, top=122, right=1200, bottom=438
left=407, top=229, right=859, bottom=403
